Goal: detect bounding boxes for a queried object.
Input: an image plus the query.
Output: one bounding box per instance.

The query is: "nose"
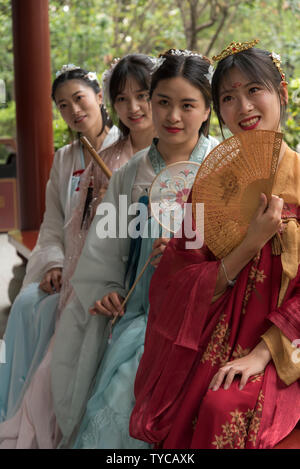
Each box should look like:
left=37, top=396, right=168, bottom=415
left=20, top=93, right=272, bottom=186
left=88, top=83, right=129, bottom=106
left=166, top=105, right=181, bottom=123
left=71, top=102, right=81, bottom=115
left=239, top=95, right=254, bottom=114
left=128, top=97, right=140, bottom=113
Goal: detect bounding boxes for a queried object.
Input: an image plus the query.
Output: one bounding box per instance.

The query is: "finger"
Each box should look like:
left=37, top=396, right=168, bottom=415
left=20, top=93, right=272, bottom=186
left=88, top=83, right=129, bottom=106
left=210, top=368, right=228, bottom=391
left=102, top=294, right=124, bottom=316
left=150, top=246, right=166, bottom=259
left=109, top=293, right=125, bottom=316
left=223, top=367, right=238, bottom=390
left=39, top=280, right=52, bottom=294
left=150, top=255, right=162, bottom=267
left=51, top=274, right=61, bottom=293
left=267, top=196, right=284, bottom=221
left=90, top=300, right=114, bottom=317
left=256, top=193, right=268, bottom=216
left=239, top=371, right=250, bottom=390
left=100, top=297, right=119, bottom=316
left=152, top=237, right=169, bottom=249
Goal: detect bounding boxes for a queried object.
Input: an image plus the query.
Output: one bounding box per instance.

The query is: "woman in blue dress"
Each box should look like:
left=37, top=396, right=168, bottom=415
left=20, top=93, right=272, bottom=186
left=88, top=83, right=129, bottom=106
left=0, top=56, right=155, bottom=427
left=71, top=49, right=218, bottom=449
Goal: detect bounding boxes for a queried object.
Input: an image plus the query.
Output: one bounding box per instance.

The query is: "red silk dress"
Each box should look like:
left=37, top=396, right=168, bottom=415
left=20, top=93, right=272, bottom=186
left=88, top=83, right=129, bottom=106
left=130, top=148, right=300, bottom=449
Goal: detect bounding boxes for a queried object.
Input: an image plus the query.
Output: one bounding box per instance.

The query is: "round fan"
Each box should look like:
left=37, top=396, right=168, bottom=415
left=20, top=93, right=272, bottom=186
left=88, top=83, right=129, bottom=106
left=149, top=161, right=201, bottom=234
left=109, top=160, right=201, bottom=336
left=192, top=129, right=283, bottom=259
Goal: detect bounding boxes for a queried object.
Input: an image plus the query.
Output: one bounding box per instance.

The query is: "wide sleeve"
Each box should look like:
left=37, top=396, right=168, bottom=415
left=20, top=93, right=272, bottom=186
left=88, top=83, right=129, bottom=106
left=129, top=230, right=229, bottom=444
left=22, top=150, right=65, bottom=287
left=71, top=164, right=132, bottom=314
left=262, top=325, right=300, bottom=385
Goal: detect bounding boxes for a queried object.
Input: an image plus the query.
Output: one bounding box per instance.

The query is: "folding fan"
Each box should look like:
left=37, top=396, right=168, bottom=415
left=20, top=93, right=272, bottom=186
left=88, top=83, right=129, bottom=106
left=192, top=130, right=283, bottom=259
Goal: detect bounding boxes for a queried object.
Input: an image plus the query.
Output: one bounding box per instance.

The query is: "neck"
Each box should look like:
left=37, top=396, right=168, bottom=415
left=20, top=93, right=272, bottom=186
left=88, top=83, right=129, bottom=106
left=157, top=134, right=199, bottom=165
left=83, top=127, right=108, bottom=151
left=129, top=126, right=156, bottom=154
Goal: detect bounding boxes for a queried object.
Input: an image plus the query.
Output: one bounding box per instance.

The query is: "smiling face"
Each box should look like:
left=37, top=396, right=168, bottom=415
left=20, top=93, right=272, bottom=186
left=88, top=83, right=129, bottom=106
left=113, top=76, right=152, bottom=133
left=219, top=67, right=287, bottom=135
left=54, top=79, right=102, bottom=134
left=151, top=76, right=210, bottom=148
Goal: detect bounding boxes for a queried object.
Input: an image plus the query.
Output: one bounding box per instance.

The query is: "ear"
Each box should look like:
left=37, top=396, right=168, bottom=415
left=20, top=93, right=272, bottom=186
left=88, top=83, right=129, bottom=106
left=97, top=90, right=103, bottom=106
left=204, top=106, right=211, bottom=122
left=279, top=81, right=288, bottom=106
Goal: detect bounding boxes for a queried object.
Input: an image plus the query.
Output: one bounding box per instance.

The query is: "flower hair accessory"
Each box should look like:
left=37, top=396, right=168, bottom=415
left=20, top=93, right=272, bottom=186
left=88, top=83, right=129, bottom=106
left=270, top=52, right=286, bottom=81
left=169, top=49, right=203, bottom=58
left=85, top=71, right=99, bottom=83
left=212, top=39, right=259, bottom=62
left=149, top=56, right=166, bottom=74
left=204, top=64, right=214, bottom=84
left=55, top=64, right=80, bottom=78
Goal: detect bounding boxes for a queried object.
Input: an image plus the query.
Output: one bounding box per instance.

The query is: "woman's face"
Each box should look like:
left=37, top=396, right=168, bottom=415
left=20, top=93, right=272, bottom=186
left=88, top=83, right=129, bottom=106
left=151, top=76, right=210, bottom=146
left=218, top=67, right=287, bottom=135
left=55, top=79, right=102, bottom=134
left=113, top=77, right=152, bottom=133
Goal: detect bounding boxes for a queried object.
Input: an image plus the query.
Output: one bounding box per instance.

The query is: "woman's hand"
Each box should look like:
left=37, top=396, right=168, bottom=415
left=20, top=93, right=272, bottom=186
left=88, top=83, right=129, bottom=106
left=245, top=193, right=283, bottom=252
left=150, top=237, right=169, bottom=267
left=39, top=267, right=63, bottom=294
left=89, top=292, right=125, bottom=318
left=208, top=340, right=272, bottom=392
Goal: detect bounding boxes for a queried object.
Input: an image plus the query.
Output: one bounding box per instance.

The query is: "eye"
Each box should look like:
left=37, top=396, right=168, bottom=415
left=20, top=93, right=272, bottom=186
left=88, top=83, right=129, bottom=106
left=158, top=99, right=168, bottom=106
left=59, top=103, right=67, bottom=110
left=76, top=94, right=84, bottom=101
left=116, top=96, right=125, bottom=103
left=249, top=86, right=260, bottom=94
left=137, top=92, right=149, bottom=100
left=183, top=103, right=193, bottom=110
left=222, top=95, right=233, bottom=103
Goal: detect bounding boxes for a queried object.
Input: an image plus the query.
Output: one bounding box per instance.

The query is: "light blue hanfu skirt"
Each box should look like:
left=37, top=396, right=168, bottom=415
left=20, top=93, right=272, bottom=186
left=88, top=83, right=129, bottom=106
left=0, top=283, right=58, bottom=421
left=73, top=220, right=161, bottom=449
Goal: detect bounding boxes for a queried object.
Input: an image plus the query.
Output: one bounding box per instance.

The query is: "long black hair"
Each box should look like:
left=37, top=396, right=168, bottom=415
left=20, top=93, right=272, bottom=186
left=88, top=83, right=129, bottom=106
left=150, top=49, right=212, bottom=137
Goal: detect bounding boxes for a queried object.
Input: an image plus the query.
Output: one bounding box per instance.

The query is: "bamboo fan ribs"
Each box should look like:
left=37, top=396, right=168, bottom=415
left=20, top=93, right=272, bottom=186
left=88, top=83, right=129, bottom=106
left=192, top=130, right=283, bottom=259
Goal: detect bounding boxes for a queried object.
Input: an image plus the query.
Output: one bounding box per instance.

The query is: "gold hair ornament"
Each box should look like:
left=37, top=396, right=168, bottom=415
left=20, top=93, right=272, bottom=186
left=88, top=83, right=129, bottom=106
left=212, top=39, right=259, bottom=62
left=270, top=52, right=286, bottom=81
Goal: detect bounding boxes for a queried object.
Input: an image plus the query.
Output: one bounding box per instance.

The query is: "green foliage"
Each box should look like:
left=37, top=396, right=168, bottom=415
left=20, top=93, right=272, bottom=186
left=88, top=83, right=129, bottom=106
left=285, top=78, right=300, bottom=150
left=52, top=107, right=73, bottom=150
left=0, top=0, right=299, bottom=149
left=0, top=101, right=16, bottom=138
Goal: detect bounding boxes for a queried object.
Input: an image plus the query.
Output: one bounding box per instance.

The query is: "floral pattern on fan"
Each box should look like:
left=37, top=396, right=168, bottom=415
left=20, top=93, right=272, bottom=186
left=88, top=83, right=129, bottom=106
left=150, top=162, right=201, bottom=234
left=192, top=130, right=283, bottom=259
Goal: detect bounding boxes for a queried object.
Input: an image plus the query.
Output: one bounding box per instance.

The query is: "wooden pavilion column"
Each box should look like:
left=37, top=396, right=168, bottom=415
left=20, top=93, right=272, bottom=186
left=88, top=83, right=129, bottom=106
left=12, top=0, right=53, bottom=229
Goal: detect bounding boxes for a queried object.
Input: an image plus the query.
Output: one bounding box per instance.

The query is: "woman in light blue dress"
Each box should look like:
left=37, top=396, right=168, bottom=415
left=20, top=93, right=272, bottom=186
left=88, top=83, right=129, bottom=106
left=0, top=55, right=155, bottom=425
left=72, top=49, right=218, bottom=449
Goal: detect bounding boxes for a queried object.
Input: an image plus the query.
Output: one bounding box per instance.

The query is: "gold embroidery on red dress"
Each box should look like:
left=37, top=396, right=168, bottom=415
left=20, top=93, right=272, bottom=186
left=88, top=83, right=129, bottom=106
left=201, top=313, right=231, bottom=366
left=212, top=390, right=264, bottom=448
left=242, top=252, right=266, bottom=314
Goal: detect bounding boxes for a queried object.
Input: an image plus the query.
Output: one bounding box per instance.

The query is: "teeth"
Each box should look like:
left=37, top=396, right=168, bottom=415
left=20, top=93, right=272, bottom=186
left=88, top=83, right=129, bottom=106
left=240, top=117, right=259, bottom=127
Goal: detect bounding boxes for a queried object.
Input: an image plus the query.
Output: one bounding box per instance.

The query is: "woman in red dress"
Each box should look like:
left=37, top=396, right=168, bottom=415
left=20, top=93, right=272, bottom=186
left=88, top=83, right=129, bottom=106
left=130, top=40, right=300, bottom=449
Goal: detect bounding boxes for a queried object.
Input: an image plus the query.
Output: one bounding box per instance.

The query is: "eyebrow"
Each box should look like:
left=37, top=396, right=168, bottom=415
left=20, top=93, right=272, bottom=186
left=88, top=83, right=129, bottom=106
left=56, top=90, right=83, bottom=104
left=117, top=88, right=148, bottom=95
left=156, top=93, right=198, bottom=102
left=219, top=81, right=260, bottom=96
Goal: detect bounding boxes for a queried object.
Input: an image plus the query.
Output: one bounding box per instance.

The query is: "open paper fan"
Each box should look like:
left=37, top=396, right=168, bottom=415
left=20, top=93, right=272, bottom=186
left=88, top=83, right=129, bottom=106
left=150, top=161, right=201, bottom=234
left=192, top=130, right=283, bottom=259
